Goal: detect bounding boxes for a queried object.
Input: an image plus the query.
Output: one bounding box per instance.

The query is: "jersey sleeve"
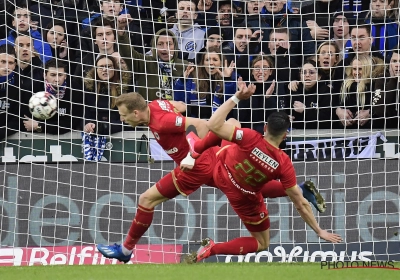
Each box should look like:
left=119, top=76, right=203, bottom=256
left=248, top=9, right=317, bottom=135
left=279, top=155, right=298, bottom=190
left=149, top=101, right=186, bottom=133
left=229, top=127, right=261, bottom=150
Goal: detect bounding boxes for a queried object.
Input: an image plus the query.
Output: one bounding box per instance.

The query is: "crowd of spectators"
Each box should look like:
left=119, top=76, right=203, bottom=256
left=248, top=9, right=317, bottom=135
left=0, top=0, right=399, bottom=160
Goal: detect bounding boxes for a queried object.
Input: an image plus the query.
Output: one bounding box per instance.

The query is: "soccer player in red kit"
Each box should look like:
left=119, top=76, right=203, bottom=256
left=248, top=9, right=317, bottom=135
left=96, top=93, right=222, bottom=263
left=96, top=92, right=328, bottom=263
left=193, top=81, right=342, bottom=262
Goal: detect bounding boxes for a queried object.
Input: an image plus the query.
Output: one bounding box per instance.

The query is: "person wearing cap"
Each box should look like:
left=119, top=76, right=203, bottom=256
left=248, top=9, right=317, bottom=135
left=331, top=10, right=354, bottom=59
left=204, top=27, right=223, bottom=49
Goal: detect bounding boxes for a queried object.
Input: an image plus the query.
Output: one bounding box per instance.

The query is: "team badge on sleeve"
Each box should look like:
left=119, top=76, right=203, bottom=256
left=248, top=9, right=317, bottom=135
left=175, top=116, right=183, bottom=127
left=236, top=130, right=243, bottom=140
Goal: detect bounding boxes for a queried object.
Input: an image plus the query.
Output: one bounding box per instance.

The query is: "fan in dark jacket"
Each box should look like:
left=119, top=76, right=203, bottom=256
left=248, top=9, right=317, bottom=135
left=288, top=60, right=333, bottom=130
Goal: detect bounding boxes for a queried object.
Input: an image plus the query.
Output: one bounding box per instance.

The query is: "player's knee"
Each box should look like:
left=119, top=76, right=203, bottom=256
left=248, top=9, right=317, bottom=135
left=257, top=239, right=270, bottom=251
left=226, top=118, right=241, bottom=128
left=138, top=189, right=161, bottom=208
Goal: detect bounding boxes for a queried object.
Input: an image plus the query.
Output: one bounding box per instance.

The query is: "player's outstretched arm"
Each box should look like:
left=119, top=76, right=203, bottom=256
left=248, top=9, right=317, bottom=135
left=207, top=78, right=256, bottom=140
left=286, top=185, right=342, bottom=243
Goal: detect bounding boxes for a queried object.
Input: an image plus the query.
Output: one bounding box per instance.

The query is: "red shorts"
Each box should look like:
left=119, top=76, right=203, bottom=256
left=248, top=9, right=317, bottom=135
left=156, top=147, right=219, bottom=198
left=213, top=162, right=270, bottom=232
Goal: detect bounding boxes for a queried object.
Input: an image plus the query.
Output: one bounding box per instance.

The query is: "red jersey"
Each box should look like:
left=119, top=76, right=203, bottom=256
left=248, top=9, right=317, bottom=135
left=216, top=127, right=297, bottom=194
left=148, top=100, right=190, bottom=164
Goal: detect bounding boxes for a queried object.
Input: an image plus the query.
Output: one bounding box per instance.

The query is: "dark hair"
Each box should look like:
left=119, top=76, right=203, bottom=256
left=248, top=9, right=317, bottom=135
left=45, top=58, right=67, bottom=73
left=91, top=17, right=116, bottom=40
left=43, top=20, right=67, bottom=44
left=0, top=44, right=16, bottom=56
left=12, top=4, right=28, bottom=16
left=178, top=0, right=198, bottom=6
left=299, top=59, right=323, bottom=79
left=99, top=0, right=125, bottom=4
left=350, top=22, right=371, bottom=36
left=266, top=112, right=290, bottom=137
left=234, top=23, right=254, bottom=36
left=269, top=27, right=291, bottom=41
left=392, top=44, right=400, bottom=55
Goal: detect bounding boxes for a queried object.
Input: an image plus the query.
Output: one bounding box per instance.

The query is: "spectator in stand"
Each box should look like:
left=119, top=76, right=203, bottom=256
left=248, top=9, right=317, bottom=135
left=23, top=59, right=83, bottom=134
left=331, top=10, right=354, bottom=60
left=373, top=45, right=400, bottom=129
left=237, top=55, right=285, bottom=133
left=215, top=1, right=240, bottom=42
left=117, top=17, right=189, bottom=101
left=176, top=46, right=236, bottom=119
left=169, top=0, right=205, bottom=61
left=0, top=5, right=52, bottom=63
left=43, top=20, right=77, bottom=73
left=334, top=55, right=385, bottom=129
left=316, top=41, right=340, bottom=88
left=245, top=0, right=268, bottom=30
left=14, top=35, right=44, bottom=133
left=268, top=28, right=299, bottom=87
left=83, top=55, right=132, bottom=161
left=261, top=0, right=315, bottom=65
left=288, top=59, right=333, bottom=130
left=0, top=44, right=19, bottom=140
left=73, top=18, right=118, bottom=87
left=332, top=24, right=385, bottom=94
left=196, top=0, right=218, bottom=26
left=223, top=24, right=261, bottom=82
left=79, top=0, right=144, bottom=56
left=301, top=0, right=342, bottom=43
left=204, top=27, right=223, bottom=49
left=365, top=0, right=399, bottom=57
left=30, top=0, right=84, bottom=52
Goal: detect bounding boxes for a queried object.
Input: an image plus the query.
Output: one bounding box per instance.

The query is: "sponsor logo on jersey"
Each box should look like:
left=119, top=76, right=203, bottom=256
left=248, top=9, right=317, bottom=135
left=175, top=116, right=183, bottom=127
left=165, top=147, right=178, bottom=154
left=235, top=130, right=243, bottom=140
left=154, top=132, right=160, bottom=140
left=185, top=41, right=196, bottom=52
left=251, top=147, right=279, bottom=169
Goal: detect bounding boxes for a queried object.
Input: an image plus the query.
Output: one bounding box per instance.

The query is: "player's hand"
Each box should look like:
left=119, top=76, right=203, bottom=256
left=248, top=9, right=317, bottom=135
left=180, top=152, right=196, bottom=171
left=84, top=123, right=96, bottom=133
left=318, top=230, right=342, bottom=243
left=23, top=115, right=38, bottom=131
left=265, top=80, right=275, bottom=98
left=235, top=77, right=256, bottom=100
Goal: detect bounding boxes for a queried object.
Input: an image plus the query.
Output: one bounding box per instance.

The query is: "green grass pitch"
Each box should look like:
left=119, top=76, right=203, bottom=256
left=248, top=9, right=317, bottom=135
left=1, top=263, right=399, bottom=280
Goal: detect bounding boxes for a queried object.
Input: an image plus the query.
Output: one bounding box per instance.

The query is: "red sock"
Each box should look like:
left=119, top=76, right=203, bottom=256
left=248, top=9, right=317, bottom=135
left=123, top=205, right=154, bottom=250
left=194, top=131, right=222, bottom=153
left=261, top=180, right=287, bottom=198
left=210, top=237, right=259, bottom=256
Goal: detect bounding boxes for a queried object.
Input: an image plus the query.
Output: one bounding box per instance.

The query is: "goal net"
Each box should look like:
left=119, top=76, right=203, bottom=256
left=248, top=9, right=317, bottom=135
left=0, top=0, right=399, bottom=266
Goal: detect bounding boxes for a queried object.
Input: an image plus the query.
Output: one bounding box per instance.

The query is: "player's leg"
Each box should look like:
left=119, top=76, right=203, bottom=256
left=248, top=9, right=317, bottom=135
left=194, top=193, right=270, bottom=262
left=97, top=172, right=181, bottom=263
left=189, top=118, right=240, bottom=155
left=261, top=180, right=326, bottom=213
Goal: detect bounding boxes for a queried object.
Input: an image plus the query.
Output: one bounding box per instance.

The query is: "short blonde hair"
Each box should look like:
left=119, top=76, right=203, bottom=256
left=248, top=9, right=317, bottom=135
left=115, top=92, right=147, bottom=112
